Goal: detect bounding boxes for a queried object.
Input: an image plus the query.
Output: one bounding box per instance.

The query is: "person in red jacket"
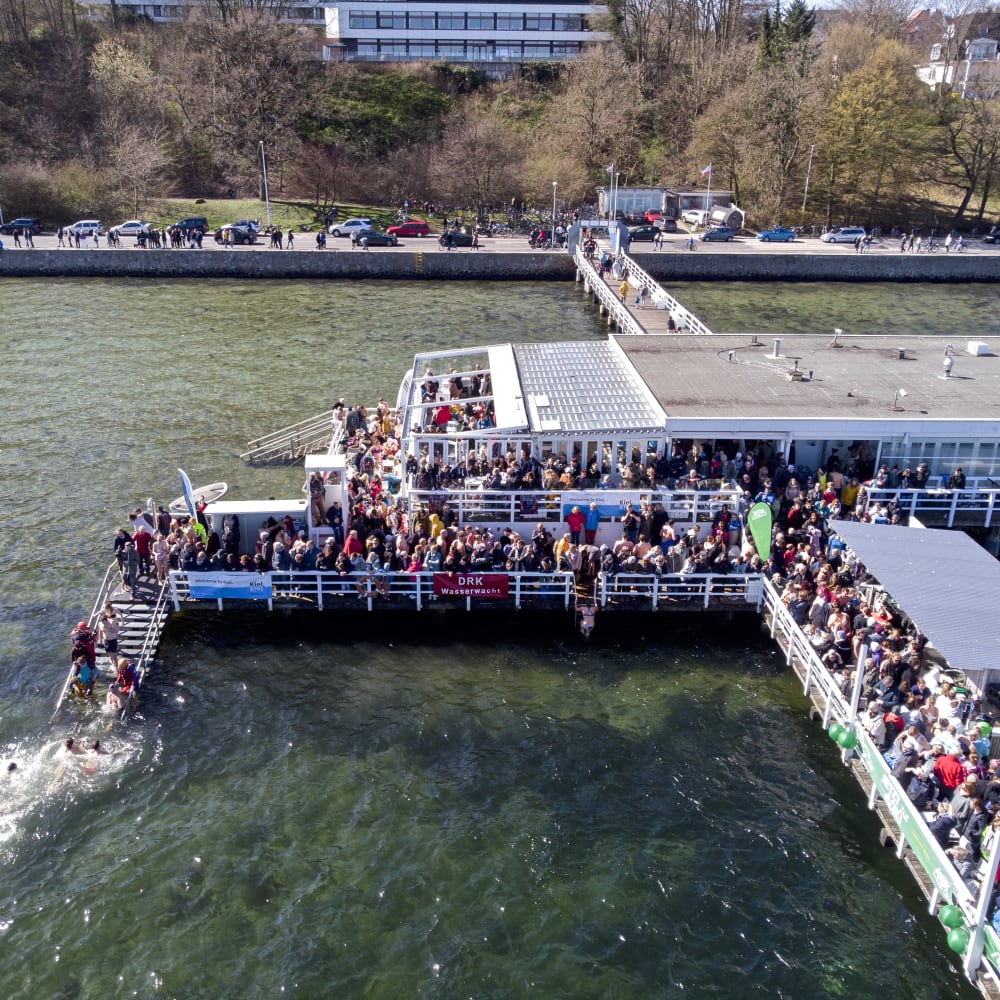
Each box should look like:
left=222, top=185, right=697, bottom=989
left=566, top=505, right=586, bottom=545
left=932, top=746, right=966, bottom=796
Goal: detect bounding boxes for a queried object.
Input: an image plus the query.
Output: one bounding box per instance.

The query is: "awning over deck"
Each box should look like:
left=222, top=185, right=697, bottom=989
left=831, top=522, right=1000, bottom=685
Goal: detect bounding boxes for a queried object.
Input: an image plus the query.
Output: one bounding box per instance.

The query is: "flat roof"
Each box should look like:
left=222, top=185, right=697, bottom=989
left=831, top=521, right=1000, bottom=683
left=614, top=334, right=1000, bottom=423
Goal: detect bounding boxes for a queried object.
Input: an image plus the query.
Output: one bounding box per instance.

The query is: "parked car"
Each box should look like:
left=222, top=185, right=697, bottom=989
left=231, top=219, right=261, bottom=233
left=820, top=226, right=867, bottom=244
left=352, top=229, right=399, bottom=247
left=213, top=223, right=258, bottom=245
left=627, top=225, right=663, bottom=242
left=983, top=226, right=1000, bottom=244
left=109, top=220, right=152, bottom=238
left=329, top=217, right=371, bottom=237
left=682, top=209, right=710, bottom=226
left=643, top=210, right=662, bottom=225
left=699, top=227, right=735, bottom=242
left=386, top=220, right=429, bottom=238
left=172, top=216, right=208, bottom=233
left=659, top=218, right=679, bottom=233
left=65, top=219, right=103, bottom=237
left=0, top=217, right=44, bottom=235
left=756, top=226, right=796, bottom=242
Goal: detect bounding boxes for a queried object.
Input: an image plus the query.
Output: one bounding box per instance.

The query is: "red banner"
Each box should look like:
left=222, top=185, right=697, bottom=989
left=432, top=573, right=509, bottom=598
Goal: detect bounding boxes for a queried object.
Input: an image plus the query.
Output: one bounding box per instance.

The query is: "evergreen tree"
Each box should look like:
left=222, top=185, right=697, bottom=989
left=783, top=0, right=816, bottom=45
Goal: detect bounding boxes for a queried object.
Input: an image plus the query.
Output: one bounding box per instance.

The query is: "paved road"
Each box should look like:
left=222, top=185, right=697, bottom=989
left=6, top=231, right=1000, bottom=257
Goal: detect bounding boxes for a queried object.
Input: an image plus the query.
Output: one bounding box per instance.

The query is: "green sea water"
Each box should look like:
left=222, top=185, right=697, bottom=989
left=0, top=278, right=980, bottom=999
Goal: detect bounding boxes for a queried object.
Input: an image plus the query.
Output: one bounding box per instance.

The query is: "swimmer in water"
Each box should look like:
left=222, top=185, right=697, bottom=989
left=64, top=737, right=85, bottom=756
left=579, top=604, right=596, bottom=638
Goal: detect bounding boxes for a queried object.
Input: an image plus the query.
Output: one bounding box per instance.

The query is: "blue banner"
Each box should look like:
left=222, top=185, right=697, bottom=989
left=187, top=572, right=272, bottom=601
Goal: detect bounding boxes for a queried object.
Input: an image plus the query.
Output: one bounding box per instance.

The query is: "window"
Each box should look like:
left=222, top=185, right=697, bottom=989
left=467, top=43, right=495, bottom=59
left=381, top=42, right=407, bottom=55
left=554, top=14, right=583, bottom=30
left=437, top=14, right=465, bottom=29
left=408, top=13, right=435, bottom=28
left=496, top=14, right=522, bottom=30
left=523, top=43, right=551, bottom=57
left=349, top=11, right=377, bottom=28
left=524, top=16, right=551, bottom=30
left=551, top=43, right=580, bottom=56
left=930, top=43, right=942, bottom=61
left=438, top=42, right=466, bottom=56
left=467, top=14, right=493, bottom=29
left=409, top=42, right=437, bottom=57
left=378, top=12, right=405, bottom=28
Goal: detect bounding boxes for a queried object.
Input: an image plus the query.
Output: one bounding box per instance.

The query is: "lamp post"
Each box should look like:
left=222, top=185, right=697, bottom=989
left=801, top=143, right=815, bottom=225
left=552, top=181, right=558, bottom=249
left=260, top=140, right=272, bottom=229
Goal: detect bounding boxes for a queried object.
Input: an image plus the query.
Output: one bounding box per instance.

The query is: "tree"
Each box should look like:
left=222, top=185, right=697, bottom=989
left=430, top=97, right=524, bottom=215
left=159, top=13, right=317, bottom=192
left=819, top=40, right=937, bottom=223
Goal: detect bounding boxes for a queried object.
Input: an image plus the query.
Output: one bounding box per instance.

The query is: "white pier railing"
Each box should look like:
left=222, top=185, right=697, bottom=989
left=760, top=576, right=1000, bottom=994
left=572, top=247, right=648, bottom=337
left=859, top=478, right=1000, bottom=527
left=617, top=251, right=715, bottom=336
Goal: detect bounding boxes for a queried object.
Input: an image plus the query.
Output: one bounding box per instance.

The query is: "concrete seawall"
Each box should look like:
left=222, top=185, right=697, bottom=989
left=1, top=248, right=998, bottom=281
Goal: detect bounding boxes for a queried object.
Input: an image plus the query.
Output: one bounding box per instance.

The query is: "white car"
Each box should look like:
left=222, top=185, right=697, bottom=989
left=109, top=220, right=152, bottom=238
left=65, top=219, right=103, bottom=237
left=820, top=226, right=867, bottom=244
left=329, top=217, right=372, bottom=237
left=681, top=209, right=709, bottom=227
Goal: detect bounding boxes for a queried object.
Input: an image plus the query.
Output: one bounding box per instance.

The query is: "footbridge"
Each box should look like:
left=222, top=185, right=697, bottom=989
left=572, top=247, right=714, bottom=336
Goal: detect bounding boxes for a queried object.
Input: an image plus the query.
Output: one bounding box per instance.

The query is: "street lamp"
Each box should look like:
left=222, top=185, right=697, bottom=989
left=552, top=181, right=558, bottom=250
left=260, top=140, right=272, bottom=229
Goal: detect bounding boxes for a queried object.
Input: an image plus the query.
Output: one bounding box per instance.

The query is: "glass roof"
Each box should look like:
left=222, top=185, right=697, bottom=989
left=514, top=341, right=664, bottom=433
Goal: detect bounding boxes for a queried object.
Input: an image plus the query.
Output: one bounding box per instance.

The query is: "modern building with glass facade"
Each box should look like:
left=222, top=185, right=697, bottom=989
left=323, top=0, right=607, bottom=63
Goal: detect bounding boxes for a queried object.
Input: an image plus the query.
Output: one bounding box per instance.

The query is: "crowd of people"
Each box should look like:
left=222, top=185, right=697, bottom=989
left=756, top=449, right=999, bottom=909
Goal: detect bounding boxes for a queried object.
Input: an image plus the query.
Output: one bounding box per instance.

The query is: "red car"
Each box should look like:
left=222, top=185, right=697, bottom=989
left=386, top=220, right=430, bottom=238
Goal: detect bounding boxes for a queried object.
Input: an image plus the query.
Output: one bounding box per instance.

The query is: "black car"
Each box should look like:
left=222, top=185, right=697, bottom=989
left=628, top=225, right=664, bottom=242
left=352, top=229, right=398, bottom=247
left=173, top=216, right=208, bottom=234
left=440, top=228, right=475, bottom=248
left=984, top=226, right=1000, bottom=244
left=0, top=217, right=44, bottom=235
left=214, top=223, right=258, bottom=245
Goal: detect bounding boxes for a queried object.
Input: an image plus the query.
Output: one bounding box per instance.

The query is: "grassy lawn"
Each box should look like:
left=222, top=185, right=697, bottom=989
left=149, top=197, right=419, bottom=232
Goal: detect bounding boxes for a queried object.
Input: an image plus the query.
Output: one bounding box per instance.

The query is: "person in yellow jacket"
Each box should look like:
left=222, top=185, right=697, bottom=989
left=619, top=279, right=629, bottom=303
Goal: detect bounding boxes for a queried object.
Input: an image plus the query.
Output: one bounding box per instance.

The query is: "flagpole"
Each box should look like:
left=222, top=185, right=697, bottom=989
left=705, top=166, right=712, bottom=221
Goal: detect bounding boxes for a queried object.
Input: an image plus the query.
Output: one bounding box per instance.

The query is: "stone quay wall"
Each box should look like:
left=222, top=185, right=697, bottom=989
left=0, top=248, right=997, bottom=282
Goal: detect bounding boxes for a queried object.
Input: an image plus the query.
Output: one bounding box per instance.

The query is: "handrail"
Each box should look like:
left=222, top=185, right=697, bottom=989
left=51, top=560, right=121, bottom=721
left=170, top=568, right=576, bottom=611
left=758, top=575, right=996, bottom=984
left=240, top=409, right=336, bottom=462
left=405, top=485, right=743, bottom=529
left=120, top=578, right=171, bottom=720
left=595, top=571, right=762, bottom=608
left=617, top=250, right=715, bottom=336
left=859, top=482, right=1000, bottom=528
left=573, top=247, right=649, bottom=337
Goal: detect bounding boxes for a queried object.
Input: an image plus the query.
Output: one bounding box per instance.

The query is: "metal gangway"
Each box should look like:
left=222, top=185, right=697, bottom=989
left=52, top=562, right=173, bottom=721
left=572, top=247, right=716, bottom=336
left=241, top=408, right=337, bottom=463
left=617, top=250, right=716, bottom=335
